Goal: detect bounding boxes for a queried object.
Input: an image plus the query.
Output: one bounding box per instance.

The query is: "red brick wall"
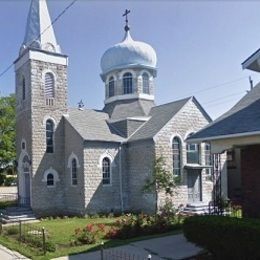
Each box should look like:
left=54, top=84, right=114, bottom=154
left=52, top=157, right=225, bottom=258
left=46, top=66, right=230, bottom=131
left=241, top=145, right=260, bottom=218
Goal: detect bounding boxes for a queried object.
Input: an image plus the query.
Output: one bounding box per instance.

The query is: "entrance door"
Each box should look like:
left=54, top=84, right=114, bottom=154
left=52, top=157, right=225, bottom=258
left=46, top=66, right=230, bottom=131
left=188, top=170, right=202, bottom=203
left=24, top=173, right=31, bottom=206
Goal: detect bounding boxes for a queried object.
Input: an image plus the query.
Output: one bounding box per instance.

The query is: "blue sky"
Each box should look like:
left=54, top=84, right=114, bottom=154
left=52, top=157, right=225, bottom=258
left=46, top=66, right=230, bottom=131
left=1, top=0, right=260, bottom=119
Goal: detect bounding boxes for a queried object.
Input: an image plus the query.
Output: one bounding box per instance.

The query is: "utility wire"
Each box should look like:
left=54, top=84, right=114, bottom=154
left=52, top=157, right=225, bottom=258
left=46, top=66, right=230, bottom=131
left=0, top=0, right=78, bottom=79
left=203, top=91, right=246, bottom=105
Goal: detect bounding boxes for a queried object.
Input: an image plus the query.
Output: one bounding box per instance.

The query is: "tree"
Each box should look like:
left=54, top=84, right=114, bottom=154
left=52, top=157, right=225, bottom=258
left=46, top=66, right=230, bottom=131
left=143, top=156, right=177, bottom=211
left=0, top=94, right=16, bottom=173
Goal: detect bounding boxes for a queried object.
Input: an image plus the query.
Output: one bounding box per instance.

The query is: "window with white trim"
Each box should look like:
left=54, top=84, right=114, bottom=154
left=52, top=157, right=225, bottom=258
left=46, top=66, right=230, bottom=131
left=172, top=137, right=181, bottom=176
left=187, top=143, right=200, bottom=164
left=123, top=72, right=133, bottom=94
left=108, top=76, right=115, bottom=97
left=47, top=173, right=54, bottom=186
left=71, top=158, right=78, bottom=185
left=142, top=73, right=150, bottom=94
left=102, top=157, right=111, bottom=185
left=44, top=73, right=55, bottom=98
left=46, top=119, right=54, bottom=153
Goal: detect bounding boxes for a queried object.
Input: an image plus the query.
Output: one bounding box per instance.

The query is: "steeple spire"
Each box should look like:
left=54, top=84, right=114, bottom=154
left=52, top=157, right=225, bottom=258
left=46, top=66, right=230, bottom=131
left=20, top=0, right=61, bottom=55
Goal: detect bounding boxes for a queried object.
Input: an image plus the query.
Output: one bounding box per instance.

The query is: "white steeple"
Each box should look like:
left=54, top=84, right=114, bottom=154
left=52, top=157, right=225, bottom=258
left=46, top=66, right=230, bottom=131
left=20, top=0, right=61, bottom=55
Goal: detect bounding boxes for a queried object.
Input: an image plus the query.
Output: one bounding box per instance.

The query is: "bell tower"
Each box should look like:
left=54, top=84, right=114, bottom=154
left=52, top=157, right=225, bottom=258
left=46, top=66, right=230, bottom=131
left=15, top=0, right=68, bottom=214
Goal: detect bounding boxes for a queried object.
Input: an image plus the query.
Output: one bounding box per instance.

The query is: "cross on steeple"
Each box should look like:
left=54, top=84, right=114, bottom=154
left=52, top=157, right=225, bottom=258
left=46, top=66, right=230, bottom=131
left=123, top=9, right=131, bottom=32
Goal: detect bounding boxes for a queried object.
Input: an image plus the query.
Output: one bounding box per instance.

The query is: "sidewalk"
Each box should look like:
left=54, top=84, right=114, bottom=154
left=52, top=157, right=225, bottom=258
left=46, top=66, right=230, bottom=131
left=53, top=233, right=202, bottom=260
left=0, top=244, right=29, bottom=260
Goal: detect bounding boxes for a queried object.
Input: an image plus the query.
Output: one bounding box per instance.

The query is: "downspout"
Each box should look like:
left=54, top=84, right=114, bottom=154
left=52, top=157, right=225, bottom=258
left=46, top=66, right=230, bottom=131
left=119, top=144, right=124, bottom=213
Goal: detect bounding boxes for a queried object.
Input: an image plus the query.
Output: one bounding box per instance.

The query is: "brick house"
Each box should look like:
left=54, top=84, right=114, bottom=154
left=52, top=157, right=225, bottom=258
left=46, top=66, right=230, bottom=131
left=16, top=0, right=217, bottom=216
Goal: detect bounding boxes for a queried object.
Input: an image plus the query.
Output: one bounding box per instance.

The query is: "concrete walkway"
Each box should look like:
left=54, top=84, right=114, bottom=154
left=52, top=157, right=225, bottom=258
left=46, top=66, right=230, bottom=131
left=53, top=233, right=202, bottom=260
left=0, top=244, right=29, bottom=260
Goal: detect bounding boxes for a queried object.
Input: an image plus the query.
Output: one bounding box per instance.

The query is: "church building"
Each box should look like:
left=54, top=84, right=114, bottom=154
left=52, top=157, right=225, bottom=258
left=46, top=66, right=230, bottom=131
left=16, top=0, right=218, bottom=216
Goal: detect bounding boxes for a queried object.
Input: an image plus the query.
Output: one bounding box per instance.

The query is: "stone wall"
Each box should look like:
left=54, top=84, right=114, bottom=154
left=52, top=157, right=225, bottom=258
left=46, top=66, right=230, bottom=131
left=64, top=119, right=85, bottom=215
left=126, top=139, right=156, bottom=213
left=154, top=98, right=213, bottom=209
left=83, top=142, right=122, bottom=214
left=16, top=52, right=68, bottom=216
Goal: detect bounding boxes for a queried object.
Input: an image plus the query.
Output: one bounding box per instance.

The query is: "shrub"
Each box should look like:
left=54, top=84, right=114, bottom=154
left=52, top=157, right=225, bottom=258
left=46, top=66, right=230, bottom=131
left=183, top=215, right=260, bottom=260
left=106, top=213, right=182, bottom=239
left=5, top=226, right=19, bottom=235
left=74, top=224, right=97, bottom=244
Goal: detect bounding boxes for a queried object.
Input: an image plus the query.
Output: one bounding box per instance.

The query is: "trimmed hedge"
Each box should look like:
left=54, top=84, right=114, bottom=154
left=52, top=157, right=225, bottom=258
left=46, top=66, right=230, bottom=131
left=183, top=215, right=260, bottom=260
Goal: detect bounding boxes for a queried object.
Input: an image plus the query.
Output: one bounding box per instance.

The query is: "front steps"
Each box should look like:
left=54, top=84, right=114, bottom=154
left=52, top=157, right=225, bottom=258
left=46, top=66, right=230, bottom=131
left=0, top=207, right=38, bottom=224
left=181, top=202, right=212, bottom=215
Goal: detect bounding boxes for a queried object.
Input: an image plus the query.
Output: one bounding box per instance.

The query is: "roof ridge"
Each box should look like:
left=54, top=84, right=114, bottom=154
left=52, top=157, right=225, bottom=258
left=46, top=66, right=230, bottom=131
left=152, top=96, right=191, bottom=109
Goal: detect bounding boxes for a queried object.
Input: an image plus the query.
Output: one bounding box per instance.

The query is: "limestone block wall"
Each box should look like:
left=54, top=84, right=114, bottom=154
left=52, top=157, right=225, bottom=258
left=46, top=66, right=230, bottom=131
left=126, top=139, right=156, bottom=214
left=64, top=119, right=85, bottom=215
left=83, top=142, right=122, bottom=214
left=17, top=57, right=68, bottom=216
left=16, top=60, right=32, bottom=201
left=154, top=98, right=213, bottom=209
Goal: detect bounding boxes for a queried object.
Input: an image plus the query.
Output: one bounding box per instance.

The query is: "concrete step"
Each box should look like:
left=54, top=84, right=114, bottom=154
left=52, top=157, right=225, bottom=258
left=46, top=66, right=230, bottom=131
left=2, top=217, right=38, bottom=224
left=0, top=206, right=37, bottom=224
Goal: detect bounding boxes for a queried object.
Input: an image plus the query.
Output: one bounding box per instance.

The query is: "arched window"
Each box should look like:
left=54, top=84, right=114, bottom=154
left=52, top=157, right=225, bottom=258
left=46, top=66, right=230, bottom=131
left=22, top=77, right=26, bottom=100
left=71, top=158, right=78, bottom=185
left=102, top=157, right=111, bottom=185
left=172, top=137, right=181, bottom=176
left=123, top=72, right=133, bottom=94
left=46, top=119, right=54, bottom=153
left=205, top=143, right=212, bottom=175
left=108, top=76, right=115, bottom=97
left=142, top=73, right=150, bottom=94
left=47, top=173, right=54, bottom=186
left=44, top=73, right=54, bottom=98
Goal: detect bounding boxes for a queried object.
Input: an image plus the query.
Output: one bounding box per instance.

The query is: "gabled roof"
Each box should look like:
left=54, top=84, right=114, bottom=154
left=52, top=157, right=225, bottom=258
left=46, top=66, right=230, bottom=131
left=65, top=108, right=124, bottom=143
left=188, top=82, right=260, bottom=142
left=128, top=97, right=191, bottom=142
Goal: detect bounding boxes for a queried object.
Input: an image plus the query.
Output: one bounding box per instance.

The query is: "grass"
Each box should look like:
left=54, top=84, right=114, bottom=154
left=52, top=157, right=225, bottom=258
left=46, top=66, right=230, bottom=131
left=0, top=216, right=182, bottom=260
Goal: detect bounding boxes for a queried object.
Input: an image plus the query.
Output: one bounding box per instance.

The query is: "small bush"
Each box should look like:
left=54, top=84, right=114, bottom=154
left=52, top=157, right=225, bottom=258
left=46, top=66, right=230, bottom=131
left=45, top=241, right=56, bottom=252
left=5, top=226, right=19, bottom=235
left=74, top=224, right=97, bottom=244
left=183, top=215, right=260, bottom=260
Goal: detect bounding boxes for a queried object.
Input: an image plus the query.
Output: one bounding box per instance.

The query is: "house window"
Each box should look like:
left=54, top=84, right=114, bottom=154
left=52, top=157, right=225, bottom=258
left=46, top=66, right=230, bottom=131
left=46, top=119, right=54, bottom=153
left=44, top=73, right=54, bottom=98
left=47, top=173, right=54, bottom=186
left=22, top=77, right=26, bottom=100
left=142, top=73, right=150, bottom=94
left=123, top=72, right=133, bottom=94
left=102, top=157, right=111, bottom=185
left=108, top=76, right=115, bottom=97
left=205, top=143, right=212, bottom=175
left=172, top=137, right=181, bottom=176
left=187, top=143, right=200, bottom=164
left=71, top=158, right=78, bottom=185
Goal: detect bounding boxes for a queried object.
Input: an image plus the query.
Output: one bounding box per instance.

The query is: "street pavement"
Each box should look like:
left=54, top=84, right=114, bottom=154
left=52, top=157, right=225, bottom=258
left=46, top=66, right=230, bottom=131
left=53, top=233, right=202, bottom=260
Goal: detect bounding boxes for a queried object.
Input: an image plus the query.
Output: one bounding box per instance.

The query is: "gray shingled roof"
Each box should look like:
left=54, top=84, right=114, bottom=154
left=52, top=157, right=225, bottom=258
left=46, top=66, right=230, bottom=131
left=65, top=108, right=124, bottom=142
left=103, top=99, right=155, bottom=120
left=188, top=82, right=260, bottom=141
left=128, top=97, right=191, bottom=142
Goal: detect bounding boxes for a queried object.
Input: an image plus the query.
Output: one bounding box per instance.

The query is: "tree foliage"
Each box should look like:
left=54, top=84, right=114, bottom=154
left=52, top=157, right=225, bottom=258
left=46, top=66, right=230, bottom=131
left=143, top=156, right=176, bottom=196
left=0, top=94, right=16, bottom=172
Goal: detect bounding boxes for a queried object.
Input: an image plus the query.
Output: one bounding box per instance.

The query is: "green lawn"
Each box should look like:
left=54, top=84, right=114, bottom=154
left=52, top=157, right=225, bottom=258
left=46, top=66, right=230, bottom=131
left=0, top=216, right=181, bottom=260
